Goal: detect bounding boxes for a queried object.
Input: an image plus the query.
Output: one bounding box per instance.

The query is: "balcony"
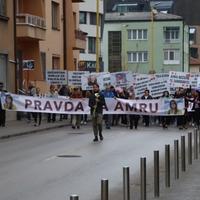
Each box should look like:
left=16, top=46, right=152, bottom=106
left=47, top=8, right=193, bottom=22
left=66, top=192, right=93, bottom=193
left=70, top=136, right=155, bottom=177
left=73, top=29, right=87, bottom=50
left=16, top=13, right=46, bottom=41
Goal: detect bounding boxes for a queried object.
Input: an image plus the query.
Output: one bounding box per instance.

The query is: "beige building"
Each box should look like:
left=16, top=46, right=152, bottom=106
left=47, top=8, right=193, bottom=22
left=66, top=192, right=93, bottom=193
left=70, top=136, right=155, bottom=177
left=189, top=26, right=200, bottom=72
left=16, top=0, right=86, bottom=90
left=0, top=0, right=16, bottom=92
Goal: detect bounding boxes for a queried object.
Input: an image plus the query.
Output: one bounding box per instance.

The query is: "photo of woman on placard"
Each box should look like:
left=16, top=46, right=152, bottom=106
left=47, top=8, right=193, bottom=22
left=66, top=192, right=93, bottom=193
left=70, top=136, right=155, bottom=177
left=3, top=95, right=17, bottom=111
left=167, top=100, right=182, bottom=115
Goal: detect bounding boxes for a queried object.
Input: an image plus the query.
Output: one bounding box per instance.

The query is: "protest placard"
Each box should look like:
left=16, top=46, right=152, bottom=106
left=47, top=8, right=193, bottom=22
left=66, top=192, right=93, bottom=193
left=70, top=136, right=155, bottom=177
left=169, top=71, right=190, bottom=89
left=110, top=71, right=132, bottom=88
left=149, top=73, right=169, bottom=97
left=46, top=70, right=67, bottom=85
left=68, top=71, right=89, bottom=87
left=81, top=72, right=111, bottom=90
left=190, top=73, right=200, bottom=89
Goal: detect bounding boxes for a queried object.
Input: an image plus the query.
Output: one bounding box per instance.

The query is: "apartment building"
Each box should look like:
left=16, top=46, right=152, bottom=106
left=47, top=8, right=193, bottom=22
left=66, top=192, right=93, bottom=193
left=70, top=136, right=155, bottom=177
left=102, top=12, right=189, bottom=73
left=79, top=0, right=104, bottom=72
left=0, top=0, right=16, bottom=92
left=16, top=0, right=86, bottom=90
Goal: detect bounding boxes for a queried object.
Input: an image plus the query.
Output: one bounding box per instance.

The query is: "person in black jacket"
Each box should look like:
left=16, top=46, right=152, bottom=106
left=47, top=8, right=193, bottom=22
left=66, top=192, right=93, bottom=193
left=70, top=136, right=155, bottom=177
left=0, top=82, right=7, bottom=127
left=89, top=83, right=106, bottom=142
left=141, top=89, right=152, bottom=127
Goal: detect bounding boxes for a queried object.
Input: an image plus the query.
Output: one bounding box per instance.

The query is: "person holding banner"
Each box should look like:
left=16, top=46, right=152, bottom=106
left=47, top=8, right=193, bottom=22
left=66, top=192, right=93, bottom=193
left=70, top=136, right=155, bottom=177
left=128, top=92, right=140, bottom=130
left=47, top=85, right=58, bottom=123
left=141, top=89, right=152, bottom=127
left=0, top=82, right=7, bottom=127
left=71, top=88, right=82, bottom=129
left=102, top=85, right=115, bottom=129
left=89, top=83, right=106, bottom=142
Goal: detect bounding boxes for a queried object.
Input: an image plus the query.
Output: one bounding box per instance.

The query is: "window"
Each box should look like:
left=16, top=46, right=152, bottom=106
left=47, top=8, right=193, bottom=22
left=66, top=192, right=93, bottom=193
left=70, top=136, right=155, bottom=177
left=163, top=49, right=180, bottom=65
left=52, top=1, right=60, bottom=30
left=89, top=13, right=102, bottom=26
left=79, top=11, right=87, bottom=24
left=0, top=54, right=7, bottom=87
left=0, top=0, right=6, bottom=17
left=52, top=56, right=60, bottom=69
left=127, top=51, right=148, bottom=63
left=88, top=37, right=96, bottom=54
left=190, top=47, right=198, bottom=58
left=90, top=12, right=96, bottom=25
left=189, top=27, right=196, bottom=45
left=108, top=31, right=121, bottom=72
left=164, top=27, right=180, bottom=43
left=128, top=29, right=147, bottom=40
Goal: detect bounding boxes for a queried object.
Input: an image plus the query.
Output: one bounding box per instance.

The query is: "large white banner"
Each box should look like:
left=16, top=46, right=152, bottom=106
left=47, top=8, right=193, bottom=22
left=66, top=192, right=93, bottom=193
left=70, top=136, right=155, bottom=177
left=1, top=93, right=185, bottom=116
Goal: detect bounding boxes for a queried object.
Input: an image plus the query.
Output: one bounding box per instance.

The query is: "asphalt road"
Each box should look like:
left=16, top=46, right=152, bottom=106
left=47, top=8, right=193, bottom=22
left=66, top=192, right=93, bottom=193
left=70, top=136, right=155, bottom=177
left=0, top=125, right=192, bottom=200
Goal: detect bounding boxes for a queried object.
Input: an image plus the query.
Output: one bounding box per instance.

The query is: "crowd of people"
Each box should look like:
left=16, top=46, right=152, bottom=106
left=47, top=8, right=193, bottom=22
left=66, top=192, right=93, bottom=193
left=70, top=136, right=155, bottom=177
left=1, top=81, right=200, bottom=142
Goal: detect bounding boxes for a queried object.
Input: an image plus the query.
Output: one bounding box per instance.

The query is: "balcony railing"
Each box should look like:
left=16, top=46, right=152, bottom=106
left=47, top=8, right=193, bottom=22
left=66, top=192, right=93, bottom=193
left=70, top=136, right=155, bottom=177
left=75, top=30, right=87, bottom=41
left=16, top=13, right=46, bottom=29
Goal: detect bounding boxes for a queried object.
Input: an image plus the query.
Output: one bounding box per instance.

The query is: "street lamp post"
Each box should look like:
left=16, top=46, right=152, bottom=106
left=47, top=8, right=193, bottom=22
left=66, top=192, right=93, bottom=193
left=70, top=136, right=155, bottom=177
left=96, top=0, right=100, bottom=72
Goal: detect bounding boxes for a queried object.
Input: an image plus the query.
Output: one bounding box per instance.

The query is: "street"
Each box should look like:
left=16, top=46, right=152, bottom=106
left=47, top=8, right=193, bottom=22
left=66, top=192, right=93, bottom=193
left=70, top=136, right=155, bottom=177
left=0, top=125, right=192, bottom=200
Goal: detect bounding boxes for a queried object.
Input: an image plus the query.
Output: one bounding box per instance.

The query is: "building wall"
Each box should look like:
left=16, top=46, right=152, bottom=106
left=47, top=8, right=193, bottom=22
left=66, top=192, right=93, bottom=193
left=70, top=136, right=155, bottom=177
left=103, top=19, right=188, bottom=73
left=173, top=0, right=200, bottom=25
left=79, top=0, right=103, bottom=72
left=0, top=0, right=15, bottom=92
left=40, top=0, right=64, bottom=72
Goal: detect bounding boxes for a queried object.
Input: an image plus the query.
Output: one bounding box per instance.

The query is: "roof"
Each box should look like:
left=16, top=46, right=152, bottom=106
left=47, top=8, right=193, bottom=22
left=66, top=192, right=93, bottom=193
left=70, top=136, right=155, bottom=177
left=106, top=0, right=150, bottom=12
left=105, top=12, right=183, bottom=22
left=190, top=57, right=200, bottom=65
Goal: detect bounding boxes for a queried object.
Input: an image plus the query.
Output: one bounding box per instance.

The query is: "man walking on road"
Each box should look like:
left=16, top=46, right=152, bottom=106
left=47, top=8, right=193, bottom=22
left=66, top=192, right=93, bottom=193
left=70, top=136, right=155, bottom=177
left=89, top=83, right=106, bottom=142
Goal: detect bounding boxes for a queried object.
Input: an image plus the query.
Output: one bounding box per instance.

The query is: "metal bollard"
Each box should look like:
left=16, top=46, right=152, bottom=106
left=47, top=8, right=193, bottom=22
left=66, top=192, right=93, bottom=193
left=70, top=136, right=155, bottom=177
left=181, top=136, right=186, bottom=172
left=101, top=179, right=109, bottom=200
left=165, top=145, right=170, bottom=187
left=188, top=132, right=192, bottom=165
left=140, top=157, right=146, bottom=200
left=123, top=167, right=130, bottom=200
left=174, top=140, right=179, bottom=179
left=194, top=128, right=198, bottom=159
left=70, top=195, right=79, bottom=200
left=154, top=151, right=159, bottom=197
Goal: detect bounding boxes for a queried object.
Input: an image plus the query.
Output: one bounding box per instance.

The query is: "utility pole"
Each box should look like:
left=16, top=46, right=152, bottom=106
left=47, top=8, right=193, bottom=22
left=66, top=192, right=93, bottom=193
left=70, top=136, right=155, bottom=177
left=96, top=0, right=100, bottom=72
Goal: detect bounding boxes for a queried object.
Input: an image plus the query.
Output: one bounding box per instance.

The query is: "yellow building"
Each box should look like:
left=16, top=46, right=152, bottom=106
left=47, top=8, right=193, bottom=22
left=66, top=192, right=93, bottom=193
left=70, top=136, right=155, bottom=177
left=0, top=0, right=16, bottom=92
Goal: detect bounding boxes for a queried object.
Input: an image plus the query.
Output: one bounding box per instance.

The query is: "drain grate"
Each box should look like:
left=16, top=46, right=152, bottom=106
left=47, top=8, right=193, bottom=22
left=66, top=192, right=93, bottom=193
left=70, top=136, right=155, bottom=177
left=57, top=155, right=82, bottom=158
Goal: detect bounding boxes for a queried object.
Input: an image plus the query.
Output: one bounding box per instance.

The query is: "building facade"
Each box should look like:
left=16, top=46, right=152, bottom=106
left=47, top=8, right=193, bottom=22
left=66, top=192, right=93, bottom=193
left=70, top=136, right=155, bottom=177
left=102, top=12, right=189, bottom=73
left=16, top=0, right=86, bottom=90
left=79, top=0, right=104, bottom=72
left=0, top=0, right=16, bottom=92
left=189, top=26, right=200, bottom=72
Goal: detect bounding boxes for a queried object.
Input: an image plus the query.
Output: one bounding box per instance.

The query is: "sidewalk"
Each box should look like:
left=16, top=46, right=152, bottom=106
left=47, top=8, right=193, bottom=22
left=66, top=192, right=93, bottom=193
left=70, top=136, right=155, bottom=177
left=0, top=119, right=70, bottom=139
left=151, top=159, right=200, bottom=200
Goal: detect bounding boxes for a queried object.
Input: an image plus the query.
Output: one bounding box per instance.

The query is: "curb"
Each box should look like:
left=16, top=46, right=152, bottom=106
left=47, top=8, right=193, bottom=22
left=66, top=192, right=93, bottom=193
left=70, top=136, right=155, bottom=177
left=0, top=124, right=69, bottom=140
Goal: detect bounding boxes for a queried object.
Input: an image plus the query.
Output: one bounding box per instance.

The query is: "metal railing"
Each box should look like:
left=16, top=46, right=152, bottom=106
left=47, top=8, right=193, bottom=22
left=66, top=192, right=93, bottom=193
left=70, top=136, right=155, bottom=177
left=16, top=13, right=46, bottom=29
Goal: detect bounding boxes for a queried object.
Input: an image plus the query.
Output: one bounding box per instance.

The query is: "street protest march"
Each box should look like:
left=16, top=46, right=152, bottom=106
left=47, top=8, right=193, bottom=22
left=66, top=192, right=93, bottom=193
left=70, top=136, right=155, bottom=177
left=0, top=92, right=188, bottom=116
left=47, top=70, right=200, bottom=98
